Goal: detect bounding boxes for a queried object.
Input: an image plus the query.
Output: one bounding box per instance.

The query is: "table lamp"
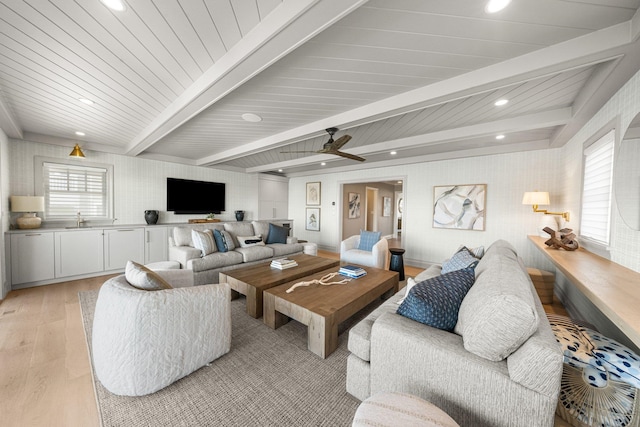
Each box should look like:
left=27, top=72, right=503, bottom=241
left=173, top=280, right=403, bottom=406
left=11, top=196, right=45, bottom=229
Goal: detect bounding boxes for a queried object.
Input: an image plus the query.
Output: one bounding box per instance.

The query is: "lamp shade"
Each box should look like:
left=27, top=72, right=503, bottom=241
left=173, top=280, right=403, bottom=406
left=522, top=191, right=550, bottom=206
left=10, top=196, right=45, bottom=212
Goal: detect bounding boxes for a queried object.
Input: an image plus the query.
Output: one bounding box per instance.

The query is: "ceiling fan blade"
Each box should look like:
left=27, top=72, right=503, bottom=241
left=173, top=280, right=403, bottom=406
left=280, top=150, right=318, bottom=154
left=332, top=135, right=352, bottom=150
left=332, top=150, right=366, bottom=162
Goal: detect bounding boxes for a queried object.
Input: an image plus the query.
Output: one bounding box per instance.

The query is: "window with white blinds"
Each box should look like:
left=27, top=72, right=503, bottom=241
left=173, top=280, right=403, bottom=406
left=580, top=129, right=615, bottom=245
left=43, top=162, right=109, bottom=219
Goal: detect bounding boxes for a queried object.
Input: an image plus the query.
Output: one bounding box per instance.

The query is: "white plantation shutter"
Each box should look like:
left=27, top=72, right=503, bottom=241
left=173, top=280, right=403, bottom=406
left=43, top=162, right=108, bottom=219
left=580, top=130, right=615, bottom=245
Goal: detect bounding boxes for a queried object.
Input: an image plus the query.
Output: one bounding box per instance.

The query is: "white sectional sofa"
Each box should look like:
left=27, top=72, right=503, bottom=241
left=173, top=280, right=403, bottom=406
left=169, top=220, right=304, bottom=285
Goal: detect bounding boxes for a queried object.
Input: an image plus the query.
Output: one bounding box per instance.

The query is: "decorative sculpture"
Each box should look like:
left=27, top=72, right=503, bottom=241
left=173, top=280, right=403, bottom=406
left=543, top=227, right=579, bottom=251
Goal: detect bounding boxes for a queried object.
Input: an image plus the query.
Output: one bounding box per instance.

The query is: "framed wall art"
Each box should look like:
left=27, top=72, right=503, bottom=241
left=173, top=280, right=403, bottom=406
left=383, top=196, right=391, bottom=217
left=306, top=182, right=321, bottom=206
left=348, top=192, right=361, bottom=219
left=433, top=184, right=486, bottom=231
left=306, top=207, right=320, bottom=231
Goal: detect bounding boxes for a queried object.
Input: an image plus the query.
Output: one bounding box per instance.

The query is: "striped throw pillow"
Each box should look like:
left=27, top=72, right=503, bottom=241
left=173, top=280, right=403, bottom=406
left=191, top=229, right=216, bottom=257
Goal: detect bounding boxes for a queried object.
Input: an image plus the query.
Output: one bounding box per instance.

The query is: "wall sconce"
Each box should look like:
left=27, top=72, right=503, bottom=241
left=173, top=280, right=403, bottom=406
left=10, top=195, right=45, bottom=229
left=522, top=191, right=570, bottom=221
left=69, top=144, right=85, bottom=158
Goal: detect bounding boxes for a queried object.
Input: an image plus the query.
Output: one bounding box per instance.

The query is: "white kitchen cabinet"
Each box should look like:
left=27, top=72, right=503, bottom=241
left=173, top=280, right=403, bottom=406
left=258, top=175, right=288, bottom=219
left=10, top=232, right=55, bottom=285
left=144, top=226, right=168, bottom=264
left=104, top=228, right=145, bottom=270
left=55, top=229, right=104, bottom=277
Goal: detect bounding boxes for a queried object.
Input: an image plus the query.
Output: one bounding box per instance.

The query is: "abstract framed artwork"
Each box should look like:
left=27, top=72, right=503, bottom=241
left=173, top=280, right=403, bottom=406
left=306, top=182, right=321, bottom=206
left=348, top=192, right=361, bottom=219
left=433, top=184, right=486, bottom=231
left=383, top=196, right=391, bottom=217
left=306, top=207, right=320, bottom=231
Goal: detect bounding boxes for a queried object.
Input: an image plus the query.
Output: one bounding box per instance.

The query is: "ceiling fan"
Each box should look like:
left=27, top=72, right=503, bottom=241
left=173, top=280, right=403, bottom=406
left=280, top=127, right=365, bottom=162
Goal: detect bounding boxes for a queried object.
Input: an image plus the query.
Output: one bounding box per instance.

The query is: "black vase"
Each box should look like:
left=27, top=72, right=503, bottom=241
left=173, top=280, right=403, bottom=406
left=145, top=210, right=159, bottom=225
left=235, top=210, right=245, bottom=222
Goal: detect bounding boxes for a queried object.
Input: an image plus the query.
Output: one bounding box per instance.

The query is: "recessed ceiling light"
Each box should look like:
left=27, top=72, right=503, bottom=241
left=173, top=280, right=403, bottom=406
left=241, top=113, right=262, bottom=122
left=496, top=134, right=505, bottom=140
left=78, top=98, right=95, bottom=105
left=100, top=0, right=126, bottom=11
left=278, top=169, right=283, bottom=172
left=390, top=151, right=397, bottom=155
left=397, top=181, right=402, bottom=184
left=320, top=162, right=326, bottom=166
left=485, top=0, right=511, bottom=13
left=494, top=99, right=509, bottom=106
left=75, top=131, right=85, bottom=136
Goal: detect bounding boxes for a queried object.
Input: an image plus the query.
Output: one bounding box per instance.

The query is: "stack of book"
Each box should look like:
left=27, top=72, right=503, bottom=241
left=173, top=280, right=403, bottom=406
left=339, top=265, right=367, bottom=279
left=271, top=258, right=298, bottom=270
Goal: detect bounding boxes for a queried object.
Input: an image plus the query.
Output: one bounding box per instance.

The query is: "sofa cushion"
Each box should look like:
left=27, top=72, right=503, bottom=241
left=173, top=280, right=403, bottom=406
left=125, top=261, right=172, bottom=291
left=234, top=245, right=274, bottom=263
left=213, top=229, right=236, bottom=252
left=358, top=230, right=381, bottom=251
left=223, top=222, right=255, bottom=246
left=187, top=251, right=243, bottom=272
left=441, top=247, right=479, bottom=274
left=267, top=242, right=304, bottom=257
left=266, top=223, right=289, bottom=244
left=191, top=229, right=217, bottom=256
left=173, top=227, right=193, bottom=247
left=237, top=235, right=265, bottom=248
left=251, top=221, right=271, bottom=242
left=455, top=255, right=539, bottom=361
left=397, top=267, right=475, bottom=331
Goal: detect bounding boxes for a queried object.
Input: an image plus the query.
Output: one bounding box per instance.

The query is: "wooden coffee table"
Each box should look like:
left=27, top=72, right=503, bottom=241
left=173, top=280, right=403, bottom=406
left=263, top=265, right=399, bottom=358
left=218, top=254, right=340, bottom=318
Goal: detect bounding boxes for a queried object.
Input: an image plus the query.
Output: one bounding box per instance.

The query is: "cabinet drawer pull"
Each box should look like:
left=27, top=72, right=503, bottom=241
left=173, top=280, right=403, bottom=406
left=26, top=233, right=42, bottom=237
left=116, top=229, right=134, bottom=232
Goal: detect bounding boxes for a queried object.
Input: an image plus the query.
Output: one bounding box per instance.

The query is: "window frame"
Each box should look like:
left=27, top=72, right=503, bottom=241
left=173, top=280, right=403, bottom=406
left=578, top=126, right=616, bottom=255
left=34, top=156, right=114, bottom=222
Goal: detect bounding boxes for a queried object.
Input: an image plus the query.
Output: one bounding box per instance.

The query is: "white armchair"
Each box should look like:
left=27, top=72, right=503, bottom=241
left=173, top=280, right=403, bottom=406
left=340, top=234, right=389, bottom=269
left=92, top=270, right=231, bottom=396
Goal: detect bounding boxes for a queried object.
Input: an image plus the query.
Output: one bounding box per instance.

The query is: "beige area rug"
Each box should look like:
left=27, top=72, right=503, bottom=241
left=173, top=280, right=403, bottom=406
left=79, top=289, right=374, bottom=427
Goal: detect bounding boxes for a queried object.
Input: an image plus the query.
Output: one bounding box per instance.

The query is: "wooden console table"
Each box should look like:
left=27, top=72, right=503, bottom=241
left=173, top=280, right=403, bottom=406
left=529, top=235, right=640, bottom=348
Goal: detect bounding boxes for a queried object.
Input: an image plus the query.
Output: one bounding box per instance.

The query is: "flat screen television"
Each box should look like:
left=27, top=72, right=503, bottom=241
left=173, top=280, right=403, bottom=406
left=166, top=178, right=225, bottom=214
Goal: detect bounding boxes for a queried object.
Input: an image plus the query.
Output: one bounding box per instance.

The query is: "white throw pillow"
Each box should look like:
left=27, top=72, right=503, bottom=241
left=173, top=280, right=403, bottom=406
left=125, top=261, right=172, bottom=291
left=237, top=235, right=265, bottom=248
left=396, top=277, right=417, bottom=305
left=191, top=229, right=217, bottom=256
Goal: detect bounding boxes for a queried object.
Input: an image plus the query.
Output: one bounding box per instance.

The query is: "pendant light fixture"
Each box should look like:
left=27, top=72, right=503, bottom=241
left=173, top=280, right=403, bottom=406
left=69, top=144, right=85, bottom=158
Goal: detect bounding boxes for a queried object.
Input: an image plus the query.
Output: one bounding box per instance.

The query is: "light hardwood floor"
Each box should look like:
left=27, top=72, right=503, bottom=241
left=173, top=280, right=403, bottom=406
left=0, top=252, right=569, bottom=427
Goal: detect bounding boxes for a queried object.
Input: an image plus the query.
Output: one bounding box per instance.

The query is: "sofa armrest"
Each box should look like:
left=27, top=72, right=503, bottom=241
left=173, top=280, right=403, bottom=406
left=286, top=236, right=298, bottom=244
left=169, top=246, right=201, bottom=268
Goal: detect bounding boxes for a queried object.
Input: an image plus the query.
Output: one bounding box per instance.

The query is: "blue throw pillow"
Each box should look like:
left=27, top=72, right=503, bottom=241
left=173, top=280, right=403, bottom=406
left=441, top=247, right=479, bottom=274
left=358, top=230, right=381, bottom=251
left=266, top=223, right=288, bottom=244
left=213, top=229, right=235, bottom=253
left=397, top=267, right=476, bottom=331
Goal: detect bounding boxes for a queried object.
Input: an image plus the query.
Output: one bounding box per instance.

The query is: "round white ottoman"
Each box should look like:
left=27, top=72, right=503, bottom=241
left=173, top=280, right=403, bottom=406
left=303, top=242, right=318, bottom=256
left=145, top=260, right=181, bottom=270
left=352, top=392, right=460, bottom=427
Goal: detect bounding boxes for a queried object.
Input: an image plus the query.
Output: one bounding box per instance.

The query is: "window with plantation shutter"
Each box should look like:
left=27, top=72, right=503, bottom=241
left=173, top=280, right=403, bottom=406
left=42, top=161, right=110, bottom=220
left=580, top=129, right=615, bottom=246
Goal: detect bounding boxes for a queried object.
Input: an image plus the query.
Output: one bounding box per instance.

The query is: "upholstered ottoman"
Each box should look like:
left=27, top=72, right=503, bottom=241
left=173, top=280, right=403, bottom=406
left=303, top=242, right=318, bottom=256
left=352, top=392, right=460, bottom=427
left=145, top=260, right=181, bottom=270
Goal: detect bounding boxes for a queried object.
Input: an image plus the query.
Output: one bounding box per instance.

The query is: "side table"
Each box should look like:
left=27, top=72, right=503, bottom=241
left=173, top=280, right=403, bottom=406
left=389, top=248, right=405, bottom=281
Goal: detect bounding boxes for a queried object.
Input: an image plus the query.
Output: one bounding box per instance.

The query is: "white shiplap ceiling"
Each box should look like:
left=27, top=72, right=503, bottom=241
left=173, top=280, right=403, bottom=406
left=1, top=0, right=639, bottom=177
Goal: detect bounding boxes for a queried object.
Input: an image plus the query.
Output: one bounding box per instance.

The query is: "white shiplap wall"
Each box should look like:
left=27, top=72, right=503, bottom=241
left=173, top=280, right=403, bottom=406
left=8, top=138, right=259, bottom=226
left=290, top=147, right=563, bottom=271
left=1, top=127, right=9, bottom=299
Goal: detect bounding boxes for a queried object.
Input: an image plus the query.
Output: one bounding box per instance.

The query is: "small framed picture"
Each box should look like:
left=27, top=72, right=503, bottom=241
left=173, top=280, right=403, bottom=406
left=383, top=197, right=391, bottom=217
left=306, top=182, right=321, bottom=206
left=306, top=207, right=320, bottom=231
left=348, top=192, right=360, bottom=219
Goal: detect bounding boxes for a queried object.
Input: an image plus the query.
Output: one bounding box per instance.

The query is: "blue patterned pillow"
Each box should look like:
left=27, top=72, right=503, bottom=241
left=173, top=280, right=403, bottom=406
left=213, top=229, right=235, bottom=253
left=358, top=230, right=381, bottom=251
left=397, top=267, right=475, bottom=331
left=441, top=248, right=479, bottom=274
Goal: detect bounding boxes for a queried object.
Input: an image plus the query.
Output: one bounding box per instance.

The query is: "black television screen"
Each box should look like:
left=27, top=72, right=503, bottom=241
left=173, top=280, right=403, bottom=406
left=166, top=178, right=225, bottom=214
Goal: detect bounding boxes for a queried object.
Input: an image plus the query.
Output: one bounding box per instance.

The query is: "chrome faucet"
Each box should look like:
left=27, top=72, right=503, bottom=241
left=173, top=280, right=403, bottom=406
left=76, top=212, right=84, bottom=228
